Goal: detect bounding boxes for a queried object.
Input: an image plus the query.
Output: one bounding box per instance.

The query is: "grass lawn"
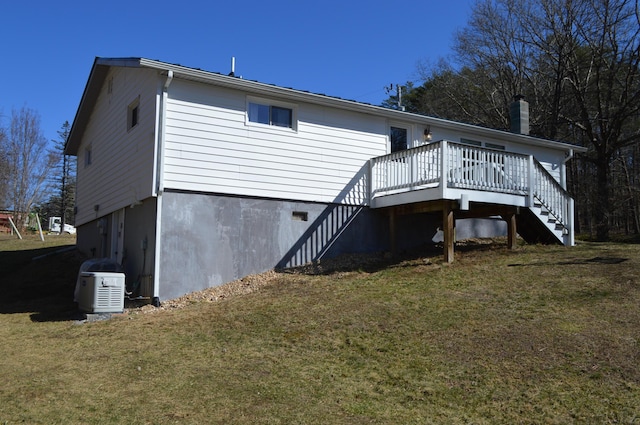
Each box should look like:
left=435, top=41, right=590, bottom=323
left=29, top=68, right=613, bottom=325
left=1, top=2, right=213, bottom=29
left=1, top=234, right=639, bottom=424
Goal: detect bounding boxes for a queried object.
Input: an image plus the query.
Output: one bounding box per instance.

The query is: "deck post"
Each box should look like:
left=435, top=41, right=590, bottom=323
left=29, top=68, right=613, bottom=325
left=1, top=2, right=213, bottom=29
left=504, top=213, right=517, bottom=250
left=440, top=140, right=448, bottom=198
left=389, top=208, right=397, bottom=256
left=443, top=202, right=454, bottom=263
left=527, top=155, right=535, bottom=207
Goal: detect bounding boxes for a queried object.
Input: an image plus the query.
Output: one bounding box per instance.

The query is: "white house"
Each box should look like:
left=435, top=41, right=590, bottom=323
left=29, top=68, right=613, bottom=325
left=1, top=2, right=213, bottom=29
left=65, top=57, right=586, bottom=304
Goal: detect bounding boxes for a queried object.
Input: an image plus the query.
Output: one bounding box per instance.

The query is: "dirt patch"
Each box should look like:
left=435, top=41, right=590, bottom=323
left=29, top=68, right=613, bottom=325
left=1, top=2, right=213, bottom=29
left=129, top=238, right=508, bottom=314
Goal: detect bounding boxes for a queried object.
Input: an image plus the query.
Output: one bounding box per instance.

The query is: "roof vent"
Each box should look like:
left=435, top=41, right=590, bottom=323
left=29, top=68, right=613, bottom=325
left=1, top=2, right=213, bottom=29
left=229, top=57, right=236, bottom=77
left=510, top=94, right=529, bottom=135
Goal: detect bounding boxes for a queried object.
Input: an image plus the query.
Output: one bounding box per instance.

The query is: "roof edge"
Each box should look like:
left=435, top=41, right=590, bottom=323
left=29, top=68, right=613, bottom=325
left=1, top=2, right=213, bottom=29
left=66, top=57, right=587, bottom=156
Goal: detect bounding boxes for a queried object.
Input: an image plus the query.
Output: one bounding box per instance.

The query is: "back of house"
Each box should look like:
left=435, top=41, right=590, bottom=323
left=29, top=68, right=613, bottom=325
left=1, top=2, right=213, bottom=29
left=65, top=58, right=584, bottom=303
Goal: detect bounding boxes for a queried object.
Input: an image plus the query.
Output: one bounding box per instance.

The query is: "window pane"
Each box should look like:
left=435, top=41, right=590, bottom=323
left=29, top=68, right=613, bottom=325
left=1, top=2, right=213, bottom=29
left=271, top=106, right=292, bottom=128
left=248, top=102, right=270, bottom=124
left=390, top=127, right=408, bottom=152
left=131, top=106, right=138, bottom=127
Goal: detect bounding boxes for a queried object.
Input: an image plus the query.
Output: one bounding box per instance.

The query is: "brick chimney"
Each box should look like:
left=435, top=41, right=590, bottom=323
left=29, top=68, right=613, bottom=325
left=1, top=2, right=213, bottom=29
left=510, top=94, right=529, bottom=135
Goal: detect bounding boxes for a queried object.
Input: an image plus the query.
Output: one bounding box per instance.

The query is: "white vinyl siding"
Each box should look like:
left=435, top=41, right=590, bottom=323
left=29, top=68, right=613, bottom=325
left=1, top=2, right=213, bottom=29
left=162, top=80, right=386, bottom=205
left=74, top=67, right=159, bottom=226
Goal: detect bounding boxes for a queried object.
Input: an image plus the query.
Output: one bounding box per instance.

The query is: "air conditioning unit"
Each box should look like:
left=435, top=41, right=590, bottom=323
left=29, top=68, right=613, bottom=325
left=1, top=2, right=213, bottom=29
left=76, top=271, right=125, bottom=313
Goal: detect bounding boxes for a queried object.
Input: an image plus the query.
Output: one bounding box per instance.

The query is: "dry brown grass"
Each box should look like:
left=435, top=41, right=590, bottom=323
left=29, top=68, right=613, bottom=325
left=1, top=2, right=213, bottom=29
left=1, top=236, right=639, bottom=424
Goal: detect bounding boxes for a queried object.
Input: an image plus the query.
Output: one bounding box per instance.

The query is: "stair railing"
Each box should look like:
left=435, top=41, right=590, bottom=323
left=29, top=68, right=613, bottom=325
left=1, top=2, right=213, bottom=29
left=531, top=158, right=572, bottom=229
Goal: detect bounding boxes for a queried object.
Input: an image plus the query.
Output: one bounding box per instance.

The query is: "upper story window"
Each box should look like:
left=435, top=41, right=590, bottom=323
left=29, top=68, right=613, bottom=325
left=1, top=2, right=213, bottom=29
left=84, top=145, right=92, bottom=167
left=247, top=98, right=295, bottom=129
left=127, top=97, right=140, bottom=131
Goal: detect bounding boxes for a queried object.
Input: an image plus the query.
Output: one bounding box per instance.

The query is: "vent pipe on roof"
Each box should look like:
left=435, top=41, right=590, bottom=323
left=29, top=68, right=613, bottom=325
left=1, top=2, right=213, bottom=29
left=229, top=57, right=235, bottom=77
left=510, top=94, right=529, bottom=135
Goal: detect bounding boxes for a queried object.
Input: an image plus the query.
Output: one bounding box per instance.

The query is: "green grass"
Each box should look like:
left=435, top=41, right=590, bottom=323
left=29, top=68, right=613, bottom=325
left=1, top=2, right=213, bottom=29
left=1, top=235, right=639, bottom=424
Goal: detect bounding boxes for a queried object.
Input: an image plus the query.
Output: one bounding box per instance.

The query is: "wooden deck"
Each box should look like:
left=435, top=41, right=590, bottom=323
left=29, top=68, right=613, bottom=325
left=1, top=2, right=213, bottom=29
left=369, top=140, right=575, bottom=261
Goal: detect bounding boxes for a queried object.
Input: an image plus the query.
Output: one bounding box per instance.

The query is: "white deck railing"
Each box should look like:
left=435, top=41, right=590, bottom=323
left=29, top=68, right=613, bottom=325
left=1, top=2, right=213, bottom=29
left=370, top=140, right=573, bottom=231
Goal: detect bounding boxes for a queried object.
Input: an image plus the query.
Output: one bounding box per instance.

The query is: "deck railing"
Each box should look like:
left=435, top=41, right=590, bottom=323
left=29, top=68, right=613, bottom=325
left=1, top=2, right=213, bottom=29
left=370, top=140, right=572, bottom=231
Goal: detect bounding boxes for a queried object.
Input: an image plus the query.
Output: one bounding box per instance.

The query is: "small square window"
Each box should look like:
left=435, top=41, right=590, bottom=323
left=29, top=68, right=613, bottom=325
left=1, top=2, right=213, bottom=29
left=292, top=211, right=308, bottom=221
left=271, top=106, right=292, bottom=128
left=248, top=102, right=270, bottom=125
left=128, top=98, right=140, bottom=130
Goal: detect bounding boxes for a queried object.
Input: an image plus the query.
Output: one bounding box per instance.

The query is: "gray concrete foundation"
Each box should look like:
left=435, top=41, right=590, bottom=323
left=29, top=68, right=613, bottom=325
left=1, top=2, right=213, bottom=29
left=157, top=191, right=505, bottom=301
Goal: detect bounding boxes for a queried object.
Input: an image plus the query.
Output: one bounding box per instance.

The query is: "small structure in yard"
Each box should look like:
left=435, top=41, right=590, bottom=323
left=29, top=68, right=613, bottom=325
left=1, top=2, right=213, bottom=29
left=65, top=57, right=587, bottom=304
left=0, top=212, right=11, bottom=234
left=48, top=216, right=77, bottom=235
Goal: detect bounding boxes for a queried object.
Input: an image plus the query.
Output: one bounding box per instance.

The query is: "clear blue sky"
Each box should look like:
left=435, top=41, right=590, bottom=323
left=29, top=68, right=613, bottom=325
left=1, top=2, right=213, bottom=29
left=0, top=0, right=472, bottom=145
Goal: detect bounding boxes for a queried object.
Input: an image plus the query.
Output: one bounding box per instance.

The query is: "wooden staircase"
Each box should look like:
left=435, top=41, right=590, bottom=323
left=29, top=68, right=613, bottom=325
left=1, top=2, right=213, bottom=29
left=516, top=205, right=565, bottom=245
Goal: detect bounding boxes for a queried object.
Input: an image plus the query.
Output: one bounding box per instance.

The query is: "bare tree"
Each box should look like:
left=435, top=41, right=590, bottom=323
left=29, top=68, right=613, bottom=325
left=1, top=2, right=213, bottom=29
left=405, top=0, right=640, bottom=240
left=5, top=107, right=57, bottom=229
left=0, top=123, right=8, bottom=208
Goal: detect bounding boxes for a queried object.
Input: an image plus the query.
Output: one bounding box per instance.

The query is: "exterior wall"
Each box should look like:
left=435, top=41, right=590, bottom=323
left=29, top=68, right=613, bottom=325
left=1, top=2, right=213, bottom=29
left=70, top=61, right=577, bottom=303
left=157, top=190, right=505, bottom=301
left=121, top=198, right=157, bottom=296
left=75, top=197, right=157, bottom=295
left=74, top=67, right=160, bottom=227
left=162, top=79, right=388, bottom=205
left=431, top=127, right=565, bottom=182
left=76, top=218, right=111, bottom=259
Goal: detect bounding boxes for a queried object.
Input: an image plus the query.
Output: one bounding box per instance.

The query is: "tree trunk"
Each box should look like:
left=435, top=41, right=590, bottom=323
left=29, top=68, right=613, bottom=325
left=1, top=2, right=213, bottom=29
left=594, top=156, right=611, bottom=241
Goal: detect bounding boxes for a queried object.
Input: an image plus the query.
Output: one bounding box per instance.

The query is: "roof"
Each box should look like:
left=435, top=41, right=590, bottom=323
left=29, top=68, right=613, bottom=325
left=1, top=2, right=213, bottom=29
left=65, top=57, right=588, bottom=155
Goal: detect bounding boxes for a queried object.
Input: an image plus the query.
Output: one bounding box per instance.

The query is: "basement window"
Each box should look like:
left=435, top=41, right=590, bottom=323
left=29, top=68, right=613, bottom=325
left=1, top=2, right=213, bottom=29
left=292, top=211, right=308, bottom=222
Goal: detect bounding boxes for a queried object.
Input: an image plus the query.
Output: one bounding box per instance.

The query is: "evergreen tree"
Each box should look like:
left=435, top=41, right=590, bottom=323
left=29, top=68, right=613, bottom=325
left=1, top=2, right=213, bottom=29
left=50, top=121, right=75, bottom=231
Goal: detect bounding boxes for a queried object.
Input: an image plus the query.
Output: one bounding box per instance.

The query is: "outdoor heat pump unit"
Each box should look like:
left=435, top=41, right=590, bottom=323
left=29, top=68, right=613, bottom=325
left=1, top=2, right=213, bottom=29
left=75, top=259, right=125, bottom=313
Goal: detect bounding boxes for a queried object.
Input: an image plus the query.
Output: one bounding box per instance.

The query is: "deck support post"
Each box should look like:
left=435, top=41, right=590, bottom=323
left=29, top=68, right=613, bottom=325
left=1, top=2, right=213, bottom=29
left=504, top=212, right=517, bottom=250
left=389, top=208, right=397, bottom=256
left=443, top=203, right=454, bottom=263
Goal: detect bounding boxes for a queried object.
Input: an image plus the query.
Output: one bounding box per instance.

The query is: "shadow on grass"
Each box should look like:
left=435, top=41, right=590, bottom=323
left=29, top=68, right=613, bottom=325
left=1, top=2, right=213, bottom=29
left=0, top=244, right=87, bottom=322
left=508, top=256, right=629, bottom=267
left=278, top=239, right=508, bottom=275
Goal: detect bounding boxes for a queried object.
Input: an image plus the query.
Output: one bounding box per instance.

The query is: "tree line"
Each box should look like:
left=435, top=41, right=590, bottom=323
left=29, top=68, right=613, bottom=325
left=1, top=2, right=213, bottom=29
left=0, top=107, right=75, bottom=233
left=385, top=0, right=640, bottom=241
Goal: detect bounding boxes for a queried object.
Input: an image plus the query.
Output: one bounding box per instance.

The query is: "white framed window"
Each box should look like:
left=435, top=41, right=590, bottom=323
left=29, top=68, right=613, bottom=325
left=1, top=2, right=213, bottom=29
left=460, top=138, right=482, bottom=147
left=485, top=142, right=506, bottom=150
left=84, top=145, right=92, bottom=167
left=460, top=138, right=506, bottom=150
left=127, top=97, right=140, bottom=131
left=246, top=96, right=296, bottom=130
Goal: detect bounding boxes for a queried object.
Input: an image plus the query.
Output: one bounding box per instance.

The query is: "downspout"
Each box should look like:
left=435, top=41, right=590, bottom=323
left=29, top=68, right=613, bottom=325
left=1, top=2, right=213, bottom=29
left=561, top=148, right=575, bottom=246
left=152, top=70, right=173, bottom=307
left=560, top=148, right=573, bottom=189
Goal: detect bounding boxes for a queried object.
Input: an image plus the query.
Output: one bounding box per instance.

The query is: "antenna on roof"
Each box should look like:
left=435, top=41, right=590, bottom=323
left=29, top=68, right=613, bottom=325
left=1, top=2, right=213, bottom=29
left=229, top=57, right=236, bottom=77
left=385, top=84, right=405, bottom=111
